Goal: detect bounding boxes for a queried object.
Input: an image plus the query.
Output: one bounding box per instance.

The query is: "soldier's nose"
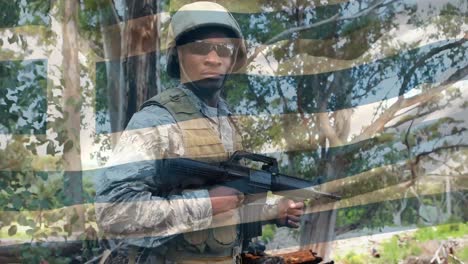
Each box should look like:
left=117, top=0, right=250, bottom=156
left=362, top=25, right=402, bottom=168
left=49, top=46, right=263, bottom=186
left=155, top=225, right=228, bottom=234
left=205, top=50, right=222, bottom=65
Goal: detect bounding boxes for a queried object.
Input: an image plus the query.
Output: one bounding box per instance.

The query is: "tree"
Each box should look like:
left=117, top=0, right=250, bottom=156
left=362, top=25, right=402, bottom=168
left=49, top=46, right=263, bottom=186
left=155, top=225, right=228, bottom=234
left=221, top=0, right=467, bottom=259
left=89, top=0, right=165, bottom=141
left=62, top=0, right=85, bottom=232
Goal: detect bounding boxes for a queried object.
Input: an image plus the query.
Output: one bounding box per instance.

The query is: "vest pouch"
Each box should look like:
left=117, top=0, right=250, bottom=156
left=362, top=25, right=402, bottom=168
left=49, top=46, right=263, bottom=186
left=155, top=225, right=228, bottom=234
left=206, top=209, right=240, bottom=253
left=206, top=225, right=238, bottom=252
left=182, top=230, right=209, bottom=253
left=177, top=118, right=228, bottom=161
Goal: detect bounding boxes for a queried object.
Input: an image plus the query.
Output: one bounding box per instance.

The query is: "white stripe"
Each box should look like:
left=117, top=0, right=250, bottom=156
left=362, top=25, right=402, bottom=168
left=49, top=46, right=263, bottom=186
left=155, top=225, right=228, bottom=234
left=79, top=81, right=467, bottom=170
left=1, top=80, right=465, bottom=171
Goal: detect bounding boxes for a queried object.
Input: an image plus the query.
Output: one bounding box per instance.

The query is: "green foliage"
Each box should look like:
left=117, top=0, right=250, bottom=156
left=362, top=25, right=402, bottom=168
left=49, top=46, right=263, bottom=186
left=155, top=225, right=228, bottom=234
left=414, top=222, right=468, bottom=242
left=378, top=236, right=405, bottom=263
left=0, top=0, right=50, bottom=27
left=335, top=251, right=369, bottom=264
left=459, top=246, right=468, bottom=261
left=8, top=225, right=18, bottom=236
left=0, top=138, right=97, bottom=262
left=20, top=243, right=72, bottom=264
left=2, top=0, right=467, bottom=262
left=407, top=244, right=423, bottom=256
left=0, top=1, right=21, bottom=27
left=0, top=60, right=47, bottom=134
left=336, top=201, right=397, bottom=231
left=337, top=207, right=366, bottom=227
left=261, top=224, right=276, bottom=243
left=335, top=222, right=467, bottom=263
left=369, top=223, right=468, bottom=263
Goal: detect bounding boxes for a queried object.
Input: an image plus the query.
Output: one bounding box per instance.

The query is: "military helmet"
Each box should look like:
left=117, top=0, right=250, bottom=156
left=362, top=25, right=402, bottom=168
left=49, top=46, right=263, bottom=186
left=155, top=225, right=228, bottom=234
left=166, top=1, right=247, bottom=79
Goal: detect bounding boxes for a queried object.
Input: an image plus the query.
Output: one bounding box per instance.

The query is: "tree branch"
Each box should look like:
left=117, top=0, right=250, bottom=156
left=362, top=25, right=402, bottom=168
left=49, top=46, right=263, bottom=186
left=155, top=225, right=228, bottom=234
left=296, top=77, right=320, bottom=147
left=399, top=38, right=467, bottom=96
left=404, top=118, right=419, bottom=182
left=318, top=111, right=343, bottom=147
left=388, top=109, right=434, bottom=129
left=414, top=144, right=468, bottom=166
left=353, top=62, right=468, bottom=143
left=243, top=0, right=396, bottom=67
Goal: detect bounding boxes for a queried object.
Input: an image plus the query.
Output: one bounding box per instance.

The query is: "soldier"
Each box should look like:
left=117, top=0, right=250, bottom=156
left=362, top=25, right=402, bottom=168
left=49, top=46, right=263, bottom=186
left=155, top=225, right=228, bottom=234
left=95, top=2, right=304, bottom=263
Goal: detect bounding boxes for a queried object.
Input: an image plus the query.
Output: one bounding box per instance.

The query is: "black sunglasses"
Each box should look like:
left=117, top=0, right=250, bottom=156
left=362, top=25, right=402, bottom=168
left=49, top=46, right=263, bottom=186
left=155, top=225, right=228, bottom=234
left=184, top=40, right=237, bottom=57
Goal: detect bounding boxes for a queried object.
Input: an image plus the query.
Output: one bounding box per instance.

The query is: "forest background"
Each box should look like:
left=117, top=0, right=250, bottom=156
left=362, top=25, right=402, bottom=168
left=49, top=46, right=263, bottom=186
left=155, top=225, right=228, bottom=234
left=0, top=0, right=467, bottom=263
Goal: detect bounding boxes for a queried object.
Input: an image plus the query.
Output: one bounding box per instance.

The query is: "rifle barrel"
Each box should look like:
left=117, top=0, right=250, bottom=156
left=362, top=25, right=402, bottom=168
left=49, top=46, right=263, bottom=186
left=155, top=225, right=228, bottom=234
left=272, top=174, right=341, bottom=200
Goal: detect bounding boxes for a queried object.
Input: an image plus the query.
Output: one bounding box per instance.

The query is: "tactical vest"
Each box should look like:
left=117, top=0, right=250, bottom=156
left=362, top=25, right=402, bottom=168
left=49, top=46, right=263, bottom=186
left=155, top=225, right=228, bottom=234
left=141, top=87, right=244, bottom=259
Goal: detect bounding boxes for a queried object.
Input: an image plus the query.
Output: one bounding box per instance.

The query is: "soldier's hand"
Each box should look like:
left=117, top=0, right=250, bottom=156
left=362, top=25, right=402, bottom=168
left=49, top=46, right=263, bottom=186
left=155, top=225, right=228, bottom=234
left=208, top=186, right=244, bottom=215
left=277, top=198, right=305, bottom=228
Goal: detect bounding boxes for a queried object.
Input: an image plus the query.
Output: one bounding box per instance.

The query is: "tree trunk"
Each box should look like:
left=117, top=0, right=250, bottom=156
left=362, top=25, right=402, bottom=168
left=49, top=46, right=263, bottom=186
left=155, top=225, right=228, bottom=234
left=301, top=206, right=337, bottom=260
left=446, top=176, right=451, bottom=218
left=299, top=153, right=343, bottom=260
left=62, top=0, right=84, bottom=231
left=98, top=0, right=161, bottom=141
left=124, top=0, right=159, bottom=124
left=392, top=190, right=409, bottom=226
left=300, top=69, right=351, bottom=260
left=155, top=0, right=162, bottom=94
left=97, top=1, right=126, bottom=144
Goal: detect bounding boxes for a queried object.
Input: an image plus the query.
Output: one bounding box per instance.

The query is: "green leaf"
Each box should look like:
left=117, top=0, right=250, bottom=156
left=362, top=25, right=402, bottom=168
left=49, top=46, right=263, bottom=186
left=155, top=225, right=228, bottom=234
left=37, top=231, right=48, bottom=239
left=29, top=144, right=38, bottom=155
left=51, top=226, right=62, bottom=232
left=40, top=199, right=50, bottom=209
left=27, top=219, right=36, bottom=228
left=70, top=213, right=79, bottom=224
left=26, top=228, right=34, bottom=236
left=11, top=195, right=22, bottom=209
left=7, top=34, right=18, bottom=44
left=46, top=141, right=55, bottom=155
left=37, top=171, right=48, bottom=181
left=63, top=140, right=74, bottom=152
left=5, top=187, right=14, bottom=195
left=18, top=215, right=28, bottom=226
left=63, top=224, right=72, bottom=236
left=8, top=225, right=17, bottom=236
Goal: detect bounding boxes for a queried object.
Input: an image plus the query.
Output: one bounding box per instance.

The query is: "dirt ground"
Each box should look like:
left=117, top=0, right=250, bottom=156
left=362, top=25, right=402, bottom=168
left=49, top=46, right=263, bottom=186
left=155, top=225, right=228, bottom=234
left=330, top=227, right=419, bottom=257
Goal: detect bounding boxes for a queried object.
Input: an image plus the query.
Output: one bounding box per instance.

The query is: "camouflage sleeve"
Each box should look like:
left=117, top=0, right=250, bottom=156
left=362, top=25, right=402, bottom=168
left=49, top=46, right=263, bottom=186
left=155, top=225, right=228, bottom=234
left=95, top=105, right=213, bottom=245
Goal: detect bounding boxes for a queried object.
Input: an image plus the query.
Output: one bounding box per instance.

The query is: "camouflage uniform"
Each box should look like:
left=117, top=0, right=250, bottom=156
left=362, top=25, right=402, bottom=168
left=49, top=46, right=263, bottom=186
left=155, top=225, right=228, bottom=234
left=95, top=2, right=279, bottom=263
left=96, top=86, right=279, bottom=263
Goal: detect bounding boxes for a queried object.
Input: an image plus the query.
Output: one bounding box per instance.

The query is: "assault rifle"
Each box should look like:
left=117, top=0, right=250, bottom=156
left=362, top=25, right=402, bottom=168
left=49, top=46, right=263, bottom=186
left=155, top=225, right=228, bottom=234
left=156, top=151, right=340, bottom=248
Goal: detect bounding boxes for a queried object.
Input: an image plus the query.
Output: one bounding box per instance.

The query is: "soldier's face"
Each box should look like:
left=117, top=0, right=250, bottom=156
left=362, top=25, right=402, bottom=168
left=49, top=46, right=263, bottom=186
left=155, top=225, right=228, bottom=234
left=177, top=31, right=236, bottom=92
